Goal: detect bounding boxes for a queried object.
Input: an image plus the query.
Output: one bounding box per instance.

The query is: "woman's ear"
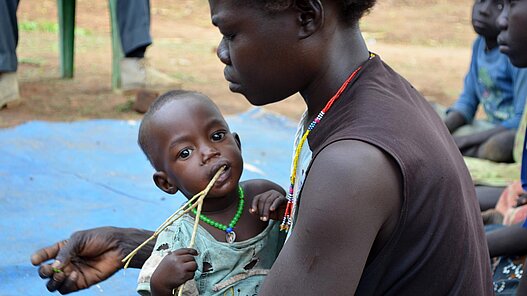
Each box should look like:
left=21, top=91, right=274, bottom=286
left=153, top=171, right=178, bottom=194
left=232, top=132, right=242, bottom=151
left=294, top=0, right=323, bottom=39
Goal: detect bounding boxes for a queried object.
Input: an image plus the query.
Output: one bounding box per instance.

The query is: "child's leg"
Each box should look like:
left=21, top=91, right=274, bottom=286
left=476, top=129, right=516, bottom=163
left=452, top=120, right=496, bottom=137
left=476, top=185, right=506, bottom=211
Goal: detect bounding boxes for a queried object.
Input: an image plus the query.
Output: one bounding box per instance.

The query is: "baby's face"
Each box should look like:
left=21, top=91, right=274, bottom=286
left=150, top=96, right=243, bottom=198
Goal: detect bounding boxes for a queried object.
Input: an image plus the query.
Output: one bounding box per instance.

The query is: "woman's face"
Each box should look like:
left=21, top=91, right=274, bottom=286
left=208, top=0, right=317, bottom=106
left=497, top=0, right=527, bottom=67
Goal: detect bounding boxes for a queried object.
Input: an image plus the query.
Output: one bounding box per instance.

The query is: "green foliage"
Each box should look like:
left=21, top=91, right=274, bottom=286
left=18, top=21, right=91, bottom=36
left=115, top=100, right=135, bottom=113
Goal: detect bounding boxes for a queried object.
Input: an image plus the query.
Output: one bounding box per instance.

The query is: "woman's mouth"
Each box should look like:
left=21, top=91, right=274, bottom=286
left=224, top=68, right=242, bottom=92
left=223, top=67, right=235, bottom=83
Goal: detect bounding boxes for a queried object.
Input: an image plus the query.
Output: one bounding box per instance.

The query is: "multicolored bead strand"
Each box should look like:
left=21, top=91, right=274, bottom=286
left=192, top=185, right=244, bottom=243
left=280, top=53, right=375, bottom=232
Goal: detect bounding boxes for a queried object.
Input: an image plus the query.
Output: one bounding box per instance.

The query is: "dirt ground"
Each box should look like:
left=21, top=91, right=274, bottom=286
left=0, top=0, right=476, bottom=128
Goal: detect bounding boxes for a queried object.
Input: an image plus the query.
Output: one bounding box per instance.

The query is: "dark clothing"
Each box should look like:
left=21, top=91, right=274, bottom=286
left=0, top=0, right=151, bottom=71
left=307, top=55, right=493, bottom=295
left=116, top=0, right=152, bottom=56
left=0, top=0, right=19, bottom=72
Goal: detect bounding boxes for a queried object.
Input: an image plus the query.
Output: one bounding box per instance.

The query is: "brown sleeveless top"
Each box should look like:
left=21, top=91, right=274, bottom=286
left=305, top=55, right=493, bottom=295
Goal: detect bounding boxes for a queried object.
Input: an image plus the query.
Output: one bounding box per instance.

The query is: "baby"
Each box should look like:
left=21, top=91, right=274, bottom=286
left=136, top=90, right=286, bottom=296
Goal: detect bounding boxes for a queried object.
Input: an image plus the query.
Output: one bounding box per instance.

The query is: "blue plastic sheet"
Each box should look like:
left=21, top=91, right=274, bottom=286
left=0, top=108, right=296, bottom=295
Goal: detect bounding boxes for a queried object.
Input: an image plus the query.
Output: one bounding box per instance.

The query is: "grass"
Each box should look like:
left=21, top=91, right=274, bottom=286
left=115, top=100, right=135, bottom=113
left=19, top=20, right=92, bottom=36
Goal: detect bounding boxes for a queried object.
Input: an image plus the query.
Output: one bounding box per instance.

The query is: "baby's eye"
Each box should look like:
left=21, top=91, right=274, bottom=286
left=178, top=148, right=192, bottom=160
left=211, top=131, right=226, bottom=141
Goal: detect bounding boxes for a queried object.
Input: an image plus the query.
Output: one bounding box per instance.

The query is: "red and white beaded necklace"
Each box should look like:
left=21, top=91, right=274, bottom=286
left=280, top=53, right=375, bottom=232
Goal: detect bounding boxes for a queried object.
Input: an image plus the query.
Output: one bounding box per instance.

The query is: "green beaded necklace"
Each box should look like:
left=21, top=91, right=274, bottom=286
left=191, top=185, right=244, bottom=243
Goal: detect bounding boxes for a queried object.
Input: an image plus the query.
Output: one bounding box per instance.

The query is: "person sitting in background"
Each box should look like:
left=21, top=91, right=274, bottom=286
left=485, top=0, right=527, bottom=294
left=442, top=0, right=527, bottom=163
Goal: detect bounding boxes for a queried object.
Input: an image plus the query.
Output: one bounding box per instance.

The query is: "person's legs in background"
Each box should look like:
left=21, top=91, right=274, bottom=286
left=117, top=0, right=151, bottom=60
left=466, top=129, right=517, bottom=163
left=478, top=185, right=507, bottom=211
left=0, top=0, right=21, bottom=109
left=117, top=0, right=176, bottom=93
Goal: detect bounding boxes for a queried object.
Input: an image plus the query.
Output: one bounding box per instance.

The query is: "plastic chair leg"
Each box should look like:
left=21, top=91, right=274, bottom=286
left=108, top=0, right=123, bottom=90
left=57, top=0, right=75, bottom=78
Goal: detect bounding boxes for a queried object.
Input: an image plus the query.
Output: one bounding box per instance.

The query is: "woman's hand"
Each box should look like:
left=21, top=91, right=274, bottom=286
left=30, top=227, right=154, bottom=294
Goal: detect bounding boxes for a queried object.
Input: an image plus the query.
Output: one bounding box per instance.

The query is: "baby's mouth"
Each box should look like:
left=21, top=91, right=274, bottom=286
left=210, top=163, right=230, bottom=181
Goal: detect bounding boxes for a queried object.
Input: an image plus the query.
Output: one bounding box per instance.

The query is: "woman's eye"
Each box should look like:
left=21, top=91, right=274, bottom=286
left=212, top=131, right=226, bottom=141
left=178, top=148, right=192, bottom=159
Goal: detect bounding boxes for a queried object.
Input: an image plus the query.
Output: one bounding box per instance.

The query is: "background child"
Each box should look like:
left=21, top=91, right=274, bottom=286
left=443, top=0, right=527, bottom=163
left=485, top=1, right=527, bottom=294
left=135, top=90, right=286, bottom=295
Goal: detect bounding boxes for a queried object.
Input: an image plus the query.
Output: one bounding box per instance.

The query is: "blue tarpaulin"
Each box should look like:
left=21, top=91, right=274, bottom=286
left=0, top=108, right=296, bottom=295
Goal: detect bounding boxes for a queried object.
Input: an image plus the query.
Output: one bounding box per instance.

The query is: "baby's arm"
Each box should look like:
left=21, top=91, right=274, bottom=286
left=150, top=248, right=198, bottom=296
left=250, top=189, right=287, bottom=222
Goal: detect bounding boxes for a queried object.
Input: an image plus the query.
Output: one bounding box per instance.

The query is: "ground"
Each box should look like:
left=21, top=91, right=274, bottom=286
left=0, top=0, right=476, bottom=128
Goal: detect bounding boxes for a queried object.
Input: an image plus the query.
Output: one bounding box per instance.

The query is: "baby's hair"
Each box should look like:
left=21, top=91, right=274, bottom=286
left=138, top=89, right=201, bottom=166
left=243, top=0, right=377, bottom=25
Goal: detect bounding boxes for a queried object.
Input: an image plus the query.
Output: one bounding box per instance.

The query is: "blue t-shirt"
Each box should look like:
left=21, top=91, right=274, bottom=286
left=450, top=36, right=527, bottom=129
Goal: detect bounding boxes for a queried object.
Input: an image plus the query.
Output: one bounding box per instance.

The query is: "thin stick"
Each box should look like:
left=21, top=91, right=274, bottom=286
left=154, top=188, right=206, bottom=233
left=176, top=192, right=206, bottom=296
left=176, top=166, right=226, bottom=296
left=121, top=166, right=226, bottom=270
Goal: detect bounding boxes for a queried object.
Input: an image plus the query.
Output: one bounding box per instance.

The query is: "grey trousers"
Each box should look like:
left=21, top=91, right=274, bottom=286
left=0, top=0, right=19, bottom=72
left=0, top=0, right=152, bottom=72
left=116, top=0, right=152, bottom=56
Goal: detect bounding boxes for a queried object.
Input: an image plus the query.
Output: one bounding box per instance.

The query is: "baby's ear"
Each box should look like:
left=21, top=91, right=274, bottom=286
left=153, top=171, right=179, bottom=194
left=232, top=132, right=242, bottom=151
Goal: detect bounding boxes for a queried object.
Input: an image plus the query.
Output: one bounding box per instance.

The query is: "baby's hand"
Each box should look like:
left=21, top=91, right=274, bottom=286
left=150, top=248, right=198, bottom=296
left=250, top=189, right=287, bottom=221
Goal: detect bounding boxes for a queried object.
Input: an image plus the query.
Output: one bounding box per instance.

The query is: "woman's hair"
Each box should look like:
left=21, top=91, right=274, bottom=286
left=247, top=0, right=377, bottom=25
left=339, top=0, right=377, bottom=23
